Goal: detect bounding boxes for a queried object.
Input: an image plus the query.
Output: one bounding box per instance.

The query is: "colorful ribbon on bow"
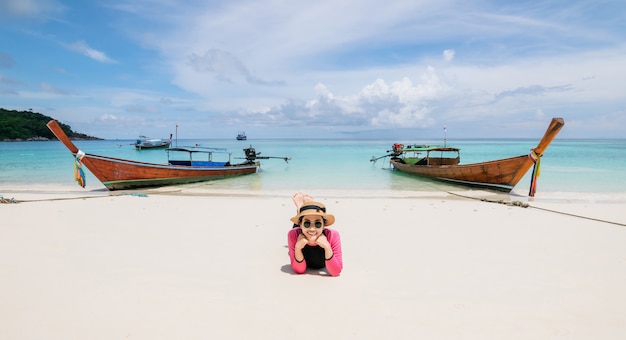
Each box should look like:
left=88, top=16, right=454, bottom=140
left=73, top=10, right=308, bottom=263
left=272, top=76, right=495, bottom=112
left=74, top=150, right=86, bottom=188
left=528, top=149, right=541, bottom=197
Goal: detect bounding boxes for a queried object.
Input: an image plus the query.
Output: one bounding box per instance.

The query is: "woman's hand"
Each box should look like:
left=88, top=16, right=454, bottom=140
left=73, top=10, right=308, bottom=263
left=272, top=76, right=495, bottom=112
left=295, top=233, right=310, bottom=250
left=315, top=234, right=334, bottom=260
left=315, top=234, right=331, bottom=250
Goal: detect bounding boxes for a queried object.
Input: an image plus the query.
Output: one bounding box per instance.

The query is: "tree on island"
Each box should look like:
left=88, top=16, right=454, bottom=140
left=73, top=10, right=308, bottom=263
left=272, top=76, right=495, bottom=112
left=0, top=108, right=101, bottom=141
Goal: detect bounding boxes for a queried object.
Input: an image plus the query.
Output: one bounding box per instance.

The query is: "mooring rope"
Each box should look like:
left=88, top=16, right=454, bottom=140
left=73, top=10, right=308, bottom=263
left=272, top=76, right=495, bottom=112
left=446, top=191, right=626, bottom=227
left=0, top=192, right=147, bottom=204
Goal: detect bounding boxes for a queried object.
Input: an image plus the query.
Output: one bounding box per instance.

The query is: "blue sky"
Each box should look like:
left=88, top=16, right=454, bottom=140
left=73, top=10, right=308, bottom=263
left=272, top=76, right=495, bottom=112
left=1, top=0, right=625, bottom=139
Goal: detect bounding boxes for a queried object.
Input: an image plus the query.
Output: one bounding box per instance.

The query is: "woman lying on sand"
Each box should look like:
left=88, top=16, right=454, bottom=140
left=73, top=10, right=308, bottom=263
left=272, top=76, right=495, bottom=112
left=287, top=193, right=343, bottom=276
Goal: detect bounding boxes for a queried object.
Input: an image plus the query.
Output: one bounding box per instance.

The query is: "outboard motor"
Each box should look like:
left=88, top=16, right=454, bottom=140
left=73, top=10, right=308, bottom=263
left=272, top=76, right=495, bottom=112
left=392, top=143, right=404, bottom=157
left=244, top=146, right=259, bottom=162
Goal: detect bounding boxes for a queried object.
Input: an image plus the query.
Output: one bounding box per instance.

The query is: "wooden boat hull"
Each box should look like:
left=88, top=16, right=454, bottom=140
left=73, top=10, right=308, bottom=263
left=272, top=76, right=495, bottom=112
left=389, top=118, right=565, bottom=192
left=79, top=153, right=258, bottom=190
left=47, top=120, right=258, bottom=190
left=391, top=155, right=533, bottom=191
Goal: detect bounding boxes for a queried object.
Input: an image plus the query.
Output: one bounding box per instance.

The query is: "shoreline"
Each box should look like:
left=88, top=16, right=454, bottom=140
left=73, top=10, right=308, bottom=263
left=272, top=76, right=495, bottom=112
left=2, top=184, right=625, bottom=227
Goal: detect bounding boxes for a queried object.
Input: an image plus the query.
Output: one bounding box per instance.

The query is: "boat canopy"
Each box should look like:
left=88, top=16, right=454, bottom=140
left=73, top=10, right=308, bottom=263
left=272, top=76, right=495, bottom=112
left=166, top=146, right=233, bottom=167
left=401, top=144, right=460, bottom=152
left=166, top=146, right=230, bottom=154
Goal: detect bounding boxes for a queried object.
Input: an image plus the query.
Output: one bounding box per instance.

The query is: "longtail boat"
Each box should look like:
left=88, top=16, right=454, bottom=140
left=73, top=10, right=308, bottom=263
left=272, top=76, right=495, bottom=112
left=370, top=118, right=565, bottom=195
left=47, top=120, right=290, bottom=190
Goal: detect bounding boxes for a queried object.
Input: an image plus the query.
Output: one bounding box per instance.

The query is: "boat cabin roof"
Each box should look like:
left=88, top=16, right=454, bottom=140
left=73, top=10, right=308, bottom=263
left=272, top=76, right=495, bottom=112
left=403, top=145, right=460, bottom=152
left=166, top=146, right=230, bottom=154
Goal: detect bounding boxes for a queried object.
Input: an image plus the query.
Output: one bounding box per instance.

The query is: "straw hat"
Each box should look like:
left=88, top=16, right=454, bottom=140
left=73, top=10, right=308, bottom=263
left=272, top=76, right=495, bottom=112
left=290, top=202, right=335, bottom=226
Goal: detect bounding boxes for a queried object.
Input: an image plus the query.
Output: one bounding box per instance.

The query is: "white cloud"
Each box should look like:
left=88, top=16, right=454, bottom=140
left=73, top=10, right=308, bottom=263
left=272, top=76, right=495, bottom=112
left=187, top=49, right=284, bottom=86
left=66, top=41, right=115, bottom=63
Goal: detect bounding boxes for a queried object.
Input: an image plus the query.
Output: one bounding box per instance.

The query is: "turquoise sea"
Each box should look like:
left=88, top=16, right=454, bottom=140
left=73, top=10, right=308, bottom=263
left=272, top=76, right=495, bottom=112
left=1, top=138, right=626, bottom=203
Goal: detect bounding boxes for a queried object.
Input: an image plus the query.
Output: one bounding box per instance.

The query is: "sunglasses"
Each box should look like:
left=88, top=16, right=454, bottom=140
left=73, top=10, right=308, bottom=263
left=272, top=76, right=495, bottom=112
left=302, top=220, right=323, bottom=229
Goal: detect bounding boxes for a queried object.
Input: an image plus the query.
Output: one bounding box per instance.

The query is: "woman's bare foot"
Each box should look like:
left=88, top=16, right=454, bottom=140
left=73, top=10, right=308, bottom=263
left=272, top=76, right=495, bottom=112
left=292, top=192, right=314, bottom=212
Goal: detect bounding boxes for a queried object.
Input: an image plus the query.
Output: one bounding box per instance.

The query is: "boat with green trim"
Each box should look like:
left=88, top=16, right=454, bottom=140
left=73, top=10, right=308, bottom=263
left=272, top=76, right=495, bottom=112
left=371, top=118, right=565, bottom=195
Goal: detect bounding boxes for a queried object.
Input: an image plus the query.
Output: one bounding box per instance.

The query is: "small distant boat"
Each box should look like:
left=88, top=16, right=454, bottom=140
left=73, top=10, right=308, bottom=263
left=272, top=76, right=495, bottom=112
left=135, top=135, right=172, bottom=150
left=236, top=131, right=247, bottom=140
left=371, top=118, right=565, bottom=195
left=47, top=120, right=290, bottom=190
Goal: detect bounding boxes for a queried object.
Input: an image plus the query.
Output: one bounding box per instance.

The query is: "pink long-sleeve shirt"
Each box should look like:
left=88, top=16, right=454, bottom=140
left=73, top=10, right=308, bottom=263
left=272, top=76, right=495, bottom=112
left=288, top=228, right=343, bottom=276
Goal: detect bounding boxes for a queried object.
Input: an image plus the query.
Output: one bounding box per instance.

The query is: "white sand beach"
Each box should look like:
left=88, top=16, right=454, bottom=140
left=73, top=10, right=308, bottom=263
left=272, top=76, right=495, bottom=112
left=1, top=187, right=625, bottom=339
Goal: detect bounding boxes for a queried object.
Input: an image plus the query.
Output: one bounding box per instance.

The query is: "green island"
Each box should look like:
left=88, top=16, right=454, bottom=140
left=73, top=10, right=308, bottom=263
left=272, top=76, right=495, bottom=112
left=0, top=108, right=101, bottom=141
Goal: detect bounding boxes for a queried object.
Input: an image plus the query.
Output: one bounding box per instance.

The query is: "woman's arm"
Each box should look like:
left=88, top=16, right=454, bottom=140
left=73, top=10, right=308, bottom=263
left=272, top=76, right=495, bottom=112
left=287, top=228, right=307, bottom=274
left=324, top=229, right=343, bottom=276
